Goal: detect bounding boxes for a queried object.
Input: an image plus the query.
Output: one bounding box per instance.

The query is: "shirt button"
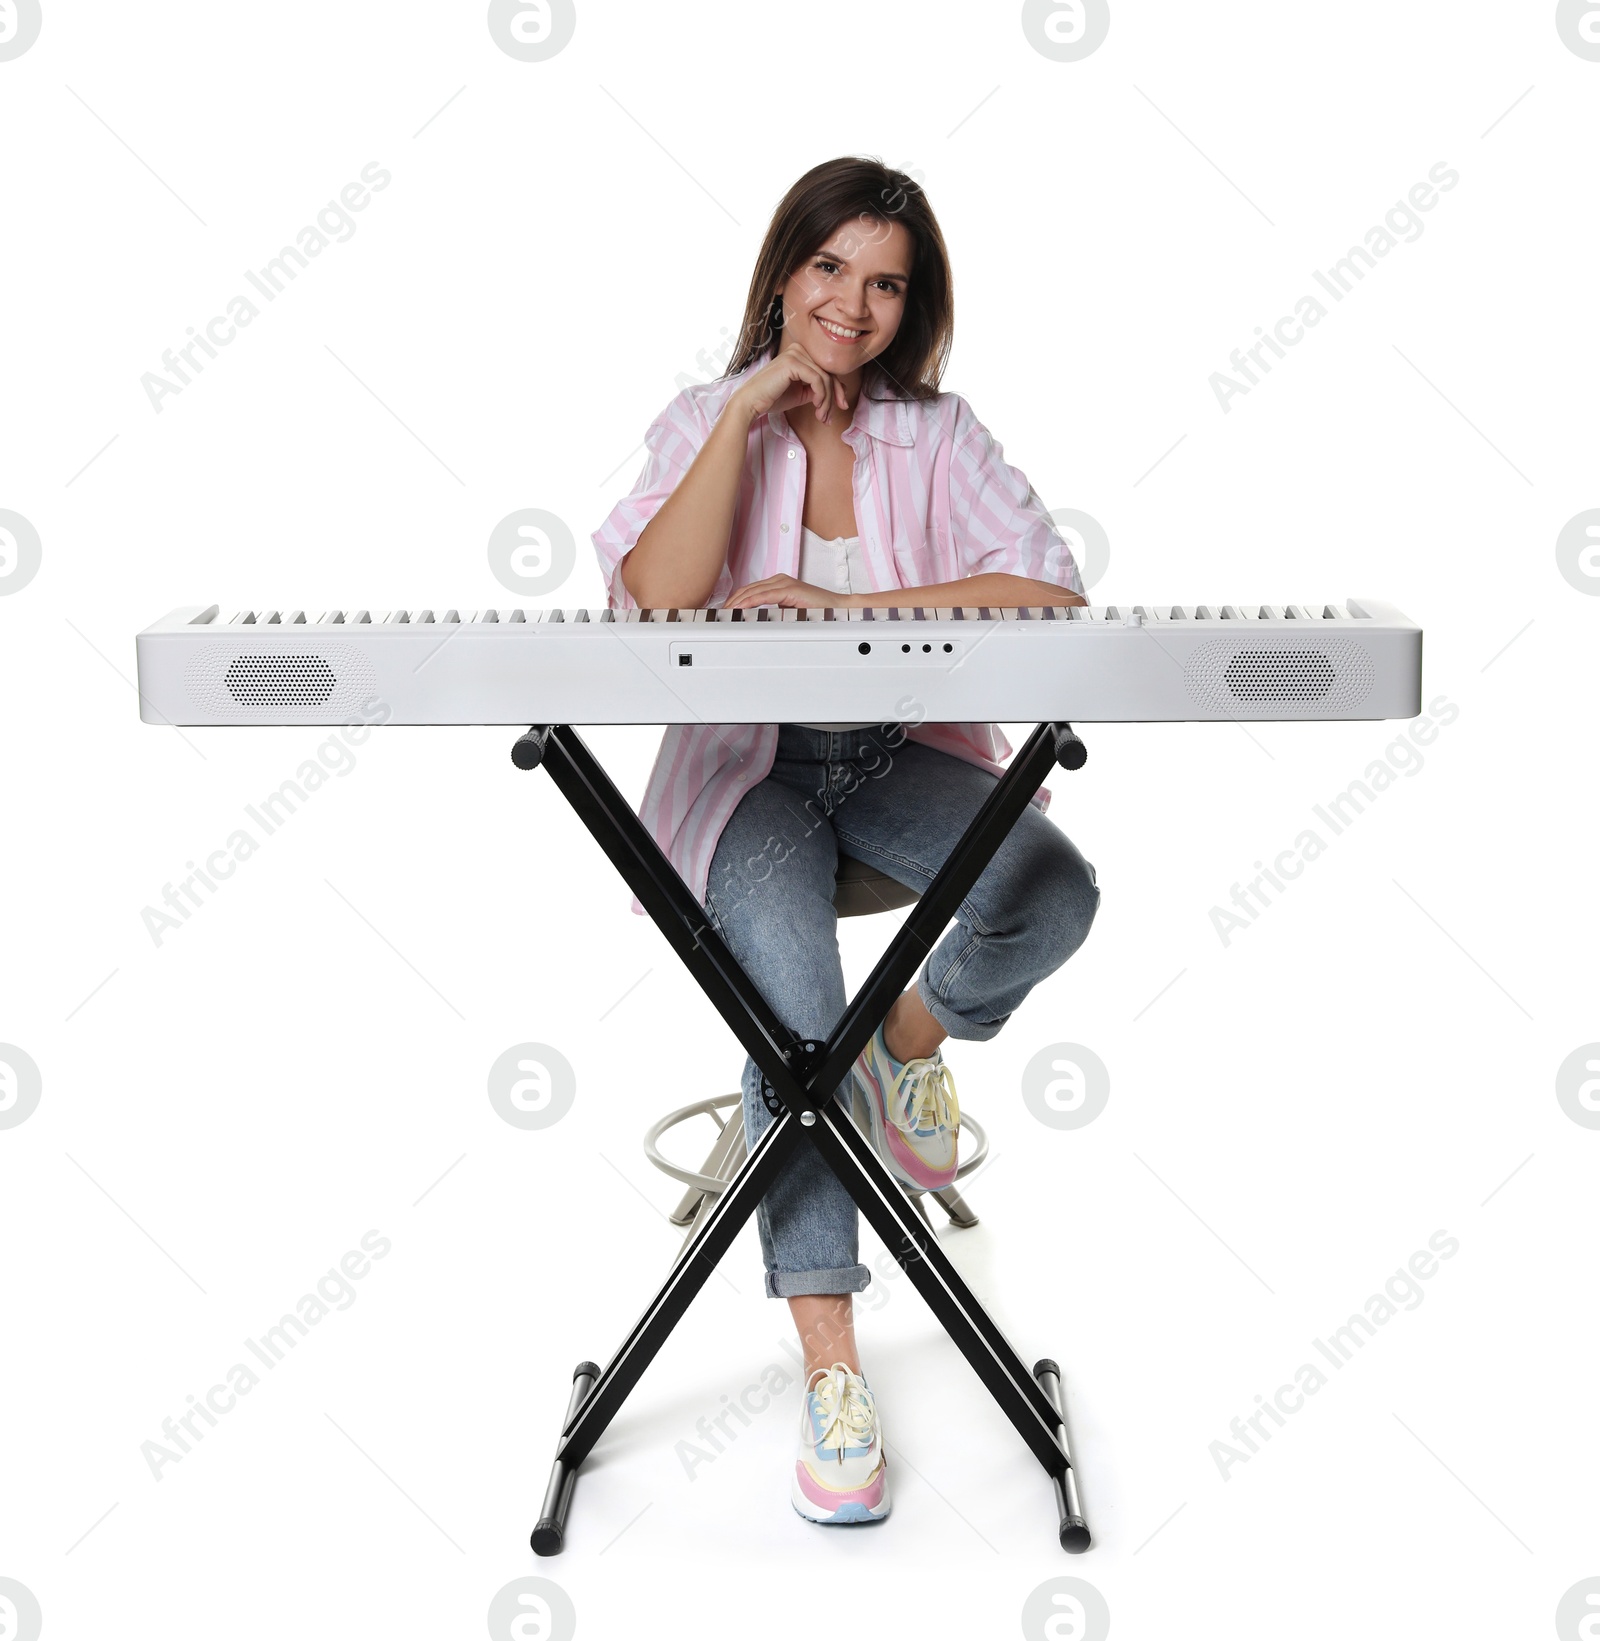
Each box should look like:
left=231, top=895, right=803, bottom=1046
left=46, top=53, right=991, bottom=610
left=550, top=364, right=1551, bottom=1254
left=787, top=448, right=796, bottom=459
left=780, top=523, right=789, bottom=533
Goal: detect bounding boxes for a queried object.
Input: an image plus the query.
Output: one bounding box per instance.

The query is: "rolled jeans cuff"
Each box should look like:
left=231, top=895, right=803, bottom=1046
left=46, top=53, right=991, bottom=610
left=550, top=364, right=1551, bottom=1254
left=917, top=971, right=1006, bottom=1043
left=764, top=1262, right=873, bottom=1298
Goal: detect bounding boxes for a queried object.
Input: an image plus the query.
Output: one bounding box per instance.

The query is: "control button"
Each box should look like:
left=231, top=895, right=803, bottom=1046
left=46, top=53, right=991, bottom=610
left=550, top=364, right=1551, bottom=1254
left=1125, top=611, right=1143, bottom=627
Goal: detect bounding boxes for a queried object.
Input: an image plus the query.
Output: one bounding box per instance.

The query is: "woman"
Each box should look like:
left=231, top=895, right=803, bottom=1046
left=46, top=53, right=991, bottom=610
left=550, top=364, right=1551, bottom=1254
left=592, top=157, right=1100, bottom=1527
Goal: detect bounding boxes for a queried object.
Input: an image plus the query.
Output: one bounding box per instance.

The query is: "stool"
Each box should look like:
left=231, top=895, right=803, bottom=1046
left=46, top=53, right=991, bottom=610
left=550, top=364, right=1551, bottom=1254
left=643, top=854, right=989, bottom=1261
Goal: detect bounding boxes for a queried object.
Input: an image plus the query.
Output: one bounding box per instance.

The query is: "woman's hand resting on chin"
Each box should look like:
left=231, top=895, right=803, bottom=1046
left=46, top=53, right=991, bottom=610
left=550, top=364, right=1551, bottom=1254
left=728, top=342, right=851, bottom=427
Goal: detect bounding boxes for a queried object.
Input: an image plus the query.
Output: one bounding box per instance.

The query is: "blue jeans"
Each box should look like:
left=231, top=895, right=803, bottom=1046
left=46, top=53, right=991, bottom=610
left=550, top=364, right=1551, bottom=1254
left=701, top=724, right=1101, bottom=1298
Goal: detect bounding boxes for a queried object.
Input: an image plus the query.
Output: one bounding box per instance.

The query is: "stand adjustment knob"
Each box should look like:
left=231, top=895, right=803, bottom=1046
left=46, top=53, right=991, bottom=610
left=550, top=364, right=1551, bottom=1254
left=1053, top=725, right=1088, bottom=771
left=512, top=727, right=550, bottom=770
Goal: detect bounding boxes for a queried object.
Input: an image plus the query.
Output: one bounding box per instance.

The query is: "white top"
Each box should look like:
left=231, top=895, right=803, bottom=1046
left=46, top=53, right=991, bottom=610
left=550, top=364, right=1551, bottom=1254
left=798, top=524, right=874, bottom=597
left=796, top=527, right=874, bottom=732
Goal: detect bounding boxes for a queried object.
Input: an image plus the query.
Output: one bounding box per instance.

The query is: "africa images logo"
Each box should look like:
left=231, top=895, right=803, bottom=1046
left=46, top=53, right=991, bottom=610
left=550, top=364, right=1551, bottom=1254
left=0, top=0, right=43, bottom=61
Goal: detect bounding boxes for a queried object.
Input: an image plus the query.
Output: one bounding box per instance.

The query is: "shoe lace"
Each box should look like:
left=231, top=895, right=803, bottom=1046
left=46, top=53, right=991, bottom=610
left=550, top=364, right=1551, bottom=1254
left=808, top=1365, right=876, bottom=1462
left=898, top=1056, right=958, bottom=1135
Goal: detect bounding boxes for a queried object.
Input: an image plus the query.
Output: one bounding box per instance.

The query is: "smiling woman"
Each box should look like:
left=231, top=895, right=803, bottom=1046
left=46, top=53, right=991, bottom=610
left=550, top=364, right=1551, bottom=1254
left=589, top=155, right=1102, bottom=1532
left=720, top=159, right=951, bottom=415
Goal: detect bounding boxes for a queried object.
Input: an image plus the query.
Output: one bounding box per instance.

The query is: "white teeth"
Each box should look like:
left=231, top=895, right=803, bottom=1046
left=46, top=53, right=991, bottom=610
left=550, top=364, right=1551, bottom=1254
left=818, top=319, right=864, bottom=338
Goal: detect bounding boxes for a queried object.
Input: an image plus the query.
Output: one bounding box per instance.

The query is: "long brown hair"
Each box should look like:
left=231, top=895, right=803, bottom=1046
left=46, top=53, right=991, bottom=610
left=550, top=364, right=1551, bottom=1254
left=723, top=157, right=953, bottom=401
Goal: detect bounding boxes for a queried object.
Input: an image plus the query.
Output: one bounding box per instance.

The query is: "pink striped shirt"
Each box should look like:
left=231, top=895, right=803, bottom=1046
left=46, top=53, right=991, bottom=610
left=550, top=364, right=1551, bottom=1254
left=591, top=355, right=1084, bottom=911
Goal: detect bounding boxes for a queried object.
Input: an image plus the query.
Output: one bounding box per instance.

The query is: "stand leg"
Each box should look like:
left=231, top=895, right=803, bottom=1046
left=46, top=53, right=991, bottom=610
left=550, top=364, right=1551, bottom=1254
left=798, top=1094, right=1070, bottom=1472
left=1035, top=1357, right=1090, bottom=1552
left=538, top=1108, right=803, bottom=1498
left=809, top=721, right=1065, bottom=1095
left=530, top=1361, right=600, bottom=1556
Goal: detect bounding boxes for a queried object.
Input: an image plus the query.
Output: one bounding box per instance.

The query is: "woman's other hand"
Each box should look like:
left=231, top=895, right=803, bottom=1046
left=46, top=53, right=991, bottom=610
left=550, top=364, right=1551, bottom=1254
left=728, top=341, right=850, bottom=427
left=724, top=575, right=845, bottom=609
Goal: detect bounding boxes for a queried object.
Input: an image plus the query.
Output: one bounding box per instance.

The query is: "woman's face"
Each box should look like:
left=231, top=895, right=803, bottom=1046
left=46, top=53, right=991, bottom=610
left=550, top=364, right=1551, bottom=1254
left=777, top=215, right=912, bottom=375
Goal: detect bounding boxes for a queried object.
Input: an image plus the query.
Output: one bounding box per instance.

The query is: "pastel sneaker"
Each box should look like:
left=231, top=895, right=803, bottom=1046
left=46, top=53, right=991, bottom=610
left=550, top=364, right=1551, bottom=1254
left=791, top=1363, right=891, bottom=1525
left=851, top=1023, right=960, bottom=1192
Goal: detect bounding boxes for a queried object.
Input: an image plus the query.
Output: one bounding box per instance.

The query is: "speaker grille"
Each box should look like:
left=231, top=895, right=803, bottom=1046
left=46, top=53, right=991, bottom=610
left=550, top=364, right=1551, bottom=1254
left=1223, top=648, right=1336, bottom=701
left=225, top=654, right=336, bottom=706
left=1184, top=639, right=1372, bottom=715
left=183, top=645, right=377, bottom=720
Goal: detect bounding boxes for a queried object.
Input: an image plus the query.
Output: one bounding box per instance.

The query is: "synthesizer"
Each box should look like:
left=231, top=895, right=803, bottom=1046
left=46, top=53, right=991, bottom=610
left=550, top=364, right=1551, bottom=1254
left=135, top=600, right=1422, bottom=726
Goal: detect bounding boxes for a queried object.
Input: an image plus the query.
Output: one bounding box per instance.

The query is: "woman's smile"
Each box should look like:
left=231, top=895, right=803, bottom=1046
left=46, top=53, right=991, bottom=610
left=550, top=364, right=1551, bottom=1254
left=815, top=315, right=869, bottom=345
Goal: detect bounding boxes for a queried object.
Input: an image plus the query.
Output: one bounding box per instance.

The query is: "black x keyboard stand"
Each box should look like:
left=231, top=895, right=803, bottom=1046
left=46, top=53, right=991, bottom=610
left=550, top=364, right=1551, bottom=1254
left=512, top=718, right=1092, bottom=1556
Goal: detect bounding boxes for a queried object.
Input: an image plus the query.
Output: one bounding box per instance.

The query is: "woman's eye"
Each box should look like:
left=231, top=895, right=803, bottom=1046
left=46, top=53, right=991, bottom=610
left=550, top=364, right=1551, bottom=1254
left=814, top=259, right=839, bottom=274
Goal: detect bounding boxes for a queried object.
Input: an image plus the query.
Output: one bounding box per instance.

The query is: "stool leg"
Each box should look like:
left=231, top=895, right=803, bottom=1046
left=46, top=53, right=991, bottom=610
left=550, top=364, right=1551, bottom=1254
left=673, top=1121, right=748, bottom=1263
left=668, top=1187, right=705, bottom=1229
left=667, top=1111, right=742, bottom=1227
left=931, top=1183, right=979, bottom=1229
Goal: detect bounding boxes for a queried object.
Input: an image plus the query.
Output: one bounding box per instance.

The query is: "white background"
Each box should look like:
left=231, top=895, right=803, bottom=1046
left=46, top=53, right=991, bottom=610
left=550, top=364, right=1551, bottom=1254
left=2, top=2, right=1597, bottom=1637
